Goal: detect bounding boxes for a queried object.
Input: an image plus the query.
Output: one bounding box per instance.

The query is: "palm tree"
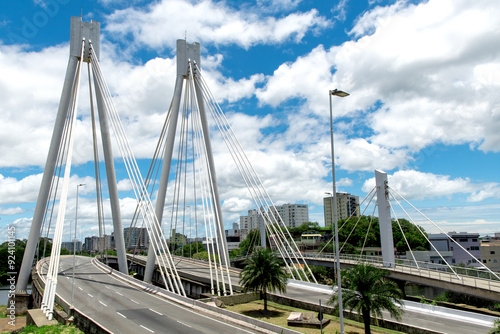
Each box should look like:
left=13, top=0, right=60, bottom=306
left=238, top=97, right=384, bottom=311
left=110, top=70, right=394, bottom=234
left=239, top=248, right=288, bottom=312
left=328, top=263, right=404, bottom=334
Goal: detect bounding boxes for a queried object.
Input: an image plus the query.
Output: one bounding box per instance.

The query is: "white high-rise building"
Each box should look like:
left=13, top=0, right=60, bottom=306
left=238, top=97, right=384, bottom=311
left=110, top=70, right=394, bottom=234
left=269, top=204, right=309, bottom=228
left=240, top=204, right=309, bottom=231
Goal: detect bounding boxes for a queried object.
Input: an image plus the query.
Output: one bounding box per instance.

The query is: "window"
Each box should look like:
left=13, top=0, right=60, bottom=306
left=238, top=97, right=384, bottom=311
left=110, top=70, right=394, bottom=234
left=459, top=238, right=468, bottom=242
left=470, top=246, right=479, bottom=251
left=484, top=260, right=487, bottom=264
left=491, top=251, right=496, bottom=255
left=452, top=259, right=456, bottom=264
left=472, top=239, right=478, bottom=242
left=495, top=260, right=498, bottom=264
left=451, top=247, right=454, bottom=251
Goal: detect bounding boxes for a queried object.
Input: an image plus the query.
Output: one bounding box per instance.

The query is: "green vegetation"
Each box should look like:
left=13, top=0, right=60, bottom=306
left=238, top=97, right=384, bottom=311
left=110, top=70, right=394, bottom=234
left=329, top=264, right=404, bottom=334
left=240, top=248, right=288, bottom=312
left=15, top=323, right=82, bottom=333
left=174, top=242, right=204, bottom=258
left=490, top=319, right=500, bottom=334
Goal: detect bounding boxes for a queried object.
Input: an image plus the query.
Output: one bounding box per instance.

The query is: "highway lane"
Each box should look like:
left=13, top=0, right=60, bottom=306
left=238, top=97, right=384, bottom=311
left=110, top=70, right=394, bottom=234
left=140, top=255, right=495, bottom=334
left=281, top=283, right=493, bottom=334
left=40, top=256, right=260, bottom=334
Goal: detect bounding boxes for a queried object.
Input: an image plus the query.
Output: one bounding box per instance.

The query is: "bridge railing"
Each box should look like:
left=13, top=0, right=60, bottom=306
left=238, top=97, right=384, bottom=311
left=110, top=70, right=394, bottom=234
left=301, top=252, right=500, bottom=292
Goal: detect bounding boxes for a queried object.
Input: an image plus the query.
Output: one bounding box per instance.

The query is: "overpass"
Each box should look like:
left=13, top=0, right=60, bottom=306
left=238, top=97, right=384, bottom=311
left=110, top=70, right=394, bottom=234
left=288, top=252, right=500, bottom=302
left=126, top=253, right=497, bottom=334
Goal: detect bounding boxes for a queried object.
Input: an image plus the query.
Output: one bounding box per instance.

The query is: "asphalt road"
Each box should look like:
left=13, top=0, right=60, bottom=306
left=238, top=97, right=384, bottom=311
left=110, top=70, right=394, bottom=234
left=281, top=282, right=493, bottom=334
left=159, top=256, right=495, bottom=334
left=39, top=256, right=259, bottom=334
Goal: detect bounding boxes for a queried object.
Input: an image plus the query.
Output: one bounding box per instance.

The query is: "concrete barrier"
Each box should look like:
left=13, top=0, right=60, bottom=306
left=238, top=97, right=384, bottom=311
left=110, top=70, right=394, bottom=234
left=403, top=300, right=497, bottom=327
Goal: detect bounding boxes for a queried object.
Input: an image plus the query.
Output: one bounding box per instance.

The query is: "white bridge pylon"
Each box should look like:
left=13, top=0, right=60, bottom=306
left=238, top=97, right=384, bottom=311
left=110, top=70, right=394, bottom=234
left=17, top=17, right=186, bottom=319
left=138, top=39, right=319, bottom=292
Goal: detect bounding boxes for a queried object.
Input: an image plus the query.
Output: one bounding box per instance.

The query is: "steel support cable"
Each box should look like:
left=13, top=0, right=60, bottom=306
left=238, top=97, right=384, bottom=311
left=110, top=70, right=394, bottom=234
left=127, top=101, right=172, bottom=259
left=190, top=86, right=216, bottom=294
left=359, top=203, right=378, bottom=261
left=42, top=39, right=85, bottom=320
left=197, top=111, right=313, bottom=283
left=199, top=104, right=306, bottom=283
left=316, top=186, right=376, bottom=256
left=88, top=63, right=107, bottom=259
left=170, top=83, right=190, bottom=249
left=387, top=189, right=463, bottom=279
left=339, top=188, right=377, bottom=253
left=338, top=186, right=377, bottom=233
left=194, top=64, right=309, bottom=282
left=91, top=66, right=181, bottom=296
left=190, top=80, right=223, bottom=296
left=89, top=48, right=185, bottom=296
left=189, top=66, right=229, bottom=295
left=40, top=80, right=78, bottom=261
left=194, top=67, right=301, bottom=269
left=388, top=201, right=421, bottom=272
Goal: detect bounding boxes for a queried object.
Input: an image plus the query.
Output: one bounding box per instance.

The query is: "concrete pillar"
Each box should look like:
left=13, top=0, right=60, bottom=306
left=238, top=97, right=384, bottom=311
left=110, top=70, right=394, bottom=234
left=375, top=170, right=395, bottom=267
left=16, top=17, right=99, bottom=292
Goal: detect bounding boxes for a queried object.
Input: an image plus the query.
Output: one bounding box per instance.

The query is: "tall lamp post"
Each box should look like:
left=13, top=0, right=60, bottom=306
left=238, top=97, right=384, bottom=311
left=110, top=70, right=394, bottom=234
left=329, top=89, right=349, bottom=334
left=71, top=183, right=85, bottom=310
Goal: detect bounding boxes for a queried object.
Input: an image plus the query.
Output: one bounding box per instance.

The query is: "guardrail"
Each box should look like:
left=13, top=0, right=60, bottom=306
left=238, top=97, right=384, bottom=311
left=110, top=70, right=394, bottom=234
left=298, top=252, right=500, bottom=293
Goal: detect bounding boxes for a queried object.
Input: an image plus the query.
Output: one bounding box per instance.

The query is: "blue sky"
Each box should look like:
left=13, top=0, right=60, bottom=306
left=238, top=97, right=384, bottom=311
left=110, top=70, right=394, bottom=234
left=0, top=0, right=499, bottom=243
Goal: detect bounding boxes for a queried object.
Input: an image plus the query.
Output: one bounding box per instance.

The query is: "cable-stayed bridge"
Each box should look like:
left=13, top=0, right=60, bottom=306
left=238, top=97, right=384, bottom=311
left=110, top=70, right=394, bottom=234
left=14, top=17, right=499, bottom=334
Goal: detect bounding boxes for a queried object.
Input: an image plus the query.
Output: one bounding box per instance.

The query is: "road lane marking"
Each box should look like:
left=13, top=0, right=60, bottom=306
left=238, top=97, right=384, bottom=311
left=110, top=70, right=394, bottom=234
left=104, top=285, right=110, bottom=289
left=148, top=308, right=162, bottom=316
left=87, top=293, right=93, bottom=298
left=115, top=291, right=123, bottom=296
left=177, top=320, right=192, bottom=328
left=140, top=325, right=154, bottom=333
left=99, top=301, right=107, bottom=307
left=116, top=312, right=126, bottom=318
left=78, top=287, right=83, bottom=291
left=130, top=299, right=139, bottom=304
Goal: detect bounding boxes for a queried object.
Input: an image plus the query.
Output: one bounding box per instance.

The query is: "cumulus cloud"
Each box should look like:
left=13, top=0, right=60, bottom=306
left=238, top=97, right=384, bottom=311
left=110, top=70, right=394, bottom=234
left=362, top=170, right=500, bottom=202
left=256, top=0, right=500, bottom=176
left=104, top=0, right=330, bottom=50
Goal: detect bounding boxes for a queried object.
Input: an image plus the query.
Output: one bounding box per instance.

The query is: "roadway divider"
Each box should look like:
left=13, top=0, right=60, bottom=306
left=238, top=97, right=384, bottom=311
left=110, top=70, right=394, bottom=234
left=402, top=300, right=497, bottom=327
left=287, top=278, right=336, bottom=294
left=92, top=258, right=302, bottom=334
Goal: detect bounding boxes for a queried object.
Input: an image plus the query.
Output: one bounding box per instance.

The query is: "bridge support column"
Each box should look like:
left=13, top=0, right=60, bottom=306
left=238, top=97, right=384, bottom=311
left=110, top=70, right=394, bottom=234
left=375, top=170, right=395, bottom=267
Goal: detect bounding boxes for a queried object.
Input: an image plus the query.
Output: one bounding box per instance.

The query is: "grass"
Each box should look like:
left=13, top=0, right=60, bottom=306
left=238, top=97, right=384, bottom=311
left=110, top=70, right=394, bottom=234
left=12, top=324, right=82, bottom=334
left=225, top=300, right=405, bottom=334
left=0, top=306, right=6, bottom=318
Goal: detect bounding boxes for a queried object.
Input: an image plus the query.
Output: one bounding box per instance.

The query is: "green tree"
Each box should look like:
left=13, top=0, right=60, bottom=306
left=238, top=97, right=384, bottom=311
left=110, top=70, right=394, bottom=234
left=239, top=248, right=287, bottom=312
left=490, top=319, right=500, bottom=334
left=239, top=229, right=260, bottom=255
left=328, top=263, right=404, bottom=334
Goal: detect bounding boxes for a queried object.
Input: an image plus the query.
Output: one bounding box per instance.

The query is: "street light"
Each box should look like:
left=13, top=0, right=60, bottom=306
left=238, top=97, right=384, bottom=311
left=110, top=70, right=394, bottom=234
left=329, top=88, right=349, bottom=334
left=71, top=183, right=85, bottom=311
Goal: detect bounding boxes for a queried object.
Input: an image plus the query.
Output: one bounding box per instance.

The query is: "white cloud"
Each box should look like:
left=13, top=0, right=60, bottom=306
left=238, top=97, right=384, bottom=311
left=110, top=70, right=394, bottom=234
left=255, top=0, right=500, bottom=177
left=362, top=170, right=500, bottom=202
left=104, top=0, right=329, bottom=50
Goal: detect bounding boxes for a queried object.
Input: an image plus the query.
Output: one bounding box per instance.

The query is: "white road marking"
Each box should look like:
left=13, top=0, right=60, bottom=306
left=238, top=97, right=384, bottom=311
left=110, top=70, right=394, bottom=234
left=130, top=299, right=139, bottom=304
left=116, top=312, right=126, bottom=318
left=140, top=325, right=154, bottom=333
left=104, top=285, right=110, bottom=289
left=149, top=308, right=162, bottom=316
left=177, top=320, right=192, bottom=328
left=115, top=291, right=123, bottom=296
left=99, top=301, right=107, bottom=307
left=87, top=293, right=93, bottom=298
left=78, top=287, right=83, bottom=291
